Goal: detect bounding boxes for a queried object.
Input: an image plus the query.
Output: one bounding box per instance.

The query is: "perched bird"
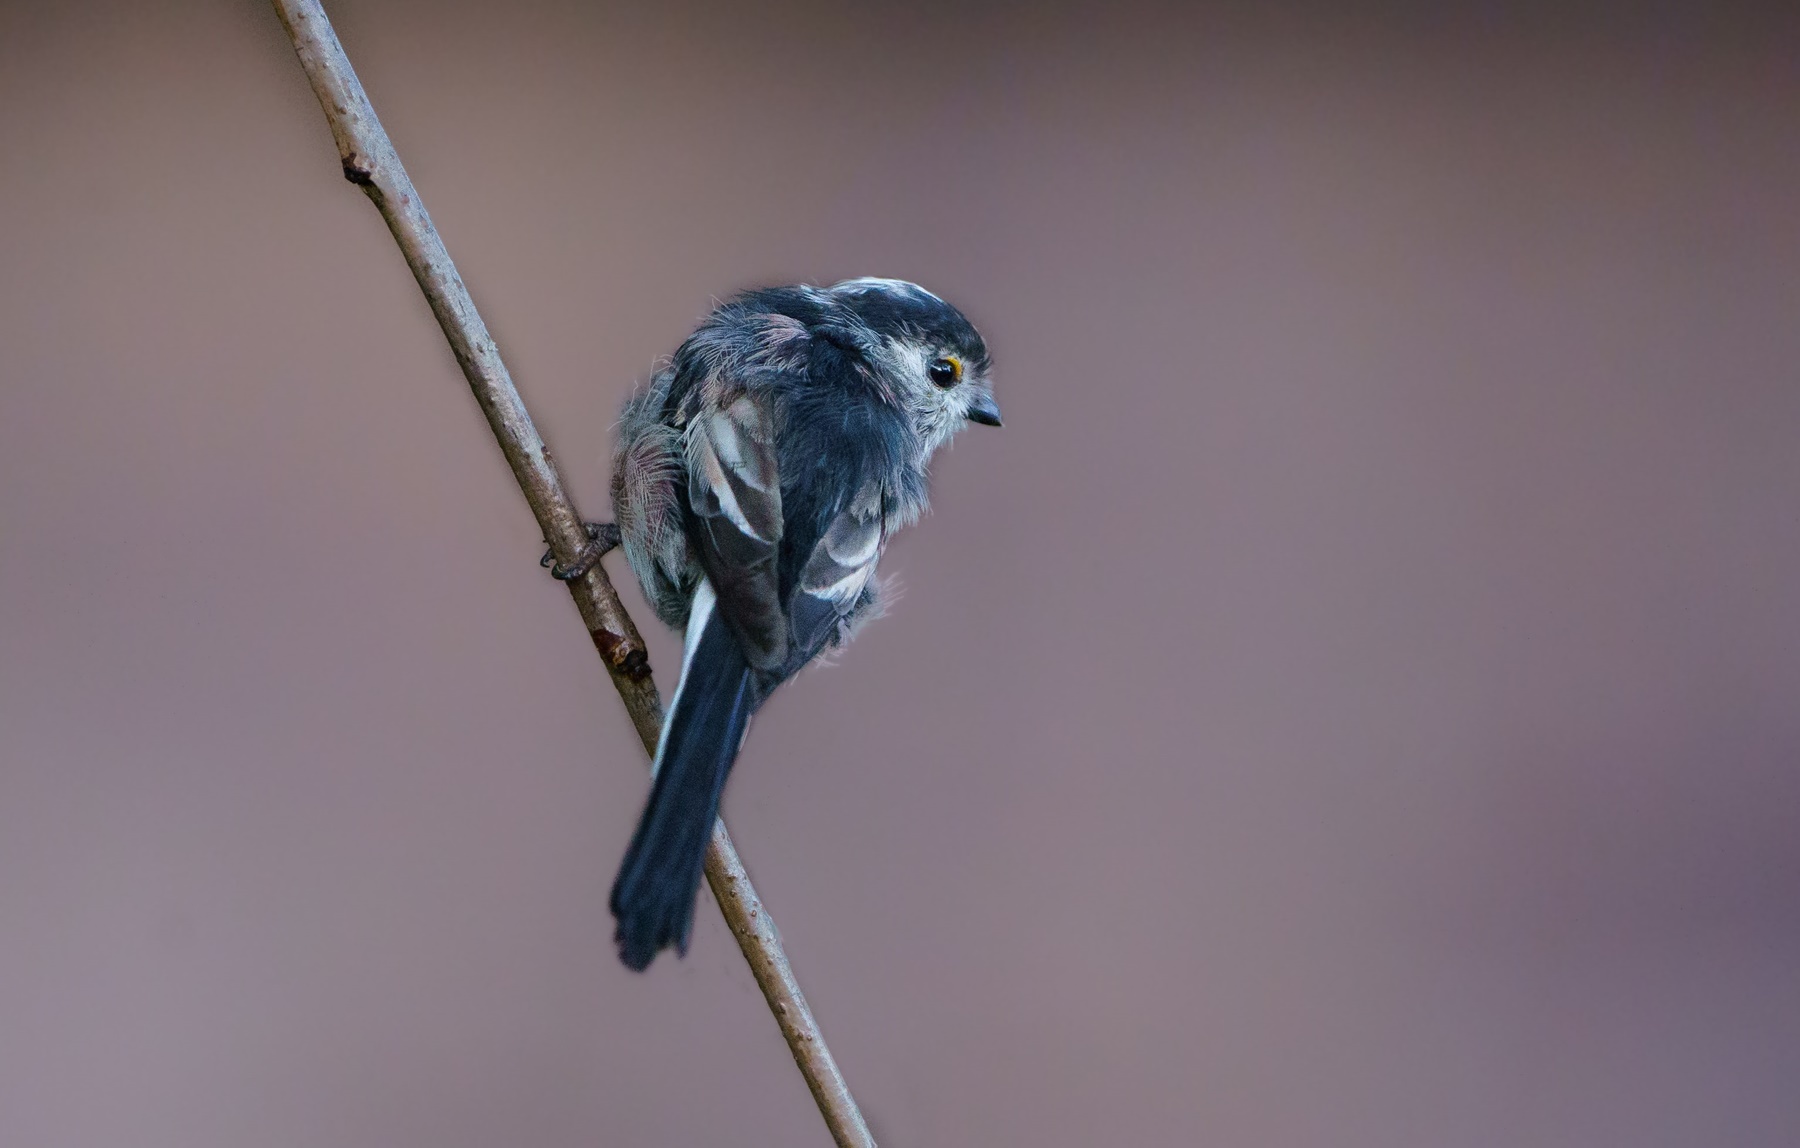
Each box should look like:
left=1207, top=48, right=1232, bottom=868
left=596, top=277, right=999, bottom=970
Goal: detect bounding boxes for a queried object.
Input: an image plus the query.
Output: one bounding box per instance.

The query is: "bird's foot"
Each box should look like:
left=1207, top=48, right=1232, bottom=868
left=541, top=522, right=621, bottom=581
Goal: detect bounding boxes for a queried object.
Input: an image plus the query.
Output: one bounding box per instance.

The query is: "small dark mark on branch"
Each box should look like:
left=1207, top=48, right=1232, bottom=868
left=592, top=628, right=651, bottom=679
left=341, top=152, right=375, bottom=185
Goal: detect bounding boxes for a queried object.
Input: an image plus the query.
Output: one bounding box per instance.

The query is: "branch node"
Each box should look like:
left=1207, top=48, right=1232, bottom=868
left=591, top=628, right=651, bottom=679
left=341, top=152, right=375, bottom=185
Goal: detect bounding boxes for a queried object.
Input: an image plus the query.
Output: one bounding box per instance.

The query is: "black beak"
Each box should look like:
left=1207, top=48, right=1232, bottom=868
left=966, top=392, right=1003, bottom=427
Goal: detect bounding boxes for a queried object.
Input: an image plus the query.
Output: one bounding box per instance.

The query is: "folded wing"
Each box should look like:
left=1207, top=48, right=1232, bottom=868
left=788, top=482, right=885, bottom=665
left=686, top=392, right=787, bottom=672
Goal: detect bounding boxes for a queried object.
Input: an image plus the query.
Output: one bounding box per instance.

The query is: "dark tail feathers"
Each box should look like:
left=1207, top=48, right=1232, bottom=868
left=609, top=606, right=755, bottom=970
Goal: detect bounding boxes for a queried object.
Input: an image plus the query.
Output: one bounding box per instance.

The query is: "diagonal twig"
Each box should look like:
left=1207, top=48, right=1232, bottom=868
left=268, top=3, right=875, bottom=1144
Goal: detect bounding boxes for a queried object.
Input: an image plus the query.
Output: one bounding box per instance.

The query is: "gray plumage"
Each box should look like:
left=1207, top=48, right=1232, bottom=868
left=606, top=277, right=999, bottom=970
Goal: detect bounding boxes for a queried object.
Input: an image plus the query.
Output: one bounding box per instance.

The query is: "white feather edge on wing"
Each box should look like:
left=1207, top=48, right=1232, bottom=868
left=684, top=398, right=781, bottom=544
left=800, top=509, right=883, bottom=612
left=650, top=577, right=717, bottom=779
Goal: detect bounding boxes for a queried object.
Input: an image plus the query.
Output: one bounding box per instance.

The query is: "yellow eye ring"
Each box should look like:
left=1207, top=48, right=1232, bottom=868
left=928, top=357, right=962, bottom=388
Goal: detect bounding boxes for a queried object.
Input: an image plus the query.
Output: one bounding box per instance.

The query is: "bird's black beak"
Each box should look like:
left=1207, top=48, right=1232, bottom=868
left=966, top=393, right=1003, bottom=427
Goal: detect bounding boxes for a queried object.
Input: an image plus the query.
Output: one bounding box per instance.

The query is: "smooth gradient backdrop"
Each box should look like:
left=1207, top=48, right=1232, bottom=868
left=3, top=2, right=1798, bottom=1144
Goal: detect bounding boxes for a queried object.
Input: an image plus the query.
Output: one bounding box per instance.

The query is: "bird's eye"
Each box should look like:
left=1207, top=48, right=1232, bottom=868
left=928, top=357, right=962, bottom=388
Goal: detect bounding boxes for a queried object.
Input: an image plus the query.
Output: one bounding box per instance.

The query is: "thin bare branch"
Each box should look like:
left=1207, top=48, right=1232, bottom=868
left=268, top=3, right=874, bottom=1144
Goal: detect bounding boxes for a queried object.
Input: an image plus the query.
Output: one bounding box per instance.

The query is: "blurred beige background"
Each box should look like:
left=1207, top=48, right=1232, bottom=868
left=3, top=1, right=1798, bottom=1144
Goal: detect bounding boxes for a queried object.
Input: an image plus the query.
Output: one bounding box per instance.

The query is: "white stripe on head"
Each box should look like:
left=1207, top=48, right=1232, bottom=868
left=828, top=277, right=944, bottom=304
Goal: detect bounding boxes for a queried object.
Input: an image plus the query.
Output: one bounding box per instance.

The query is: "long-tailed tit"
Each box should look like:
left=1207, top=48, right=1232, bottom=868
left=585, top=277, right=999, bottom=970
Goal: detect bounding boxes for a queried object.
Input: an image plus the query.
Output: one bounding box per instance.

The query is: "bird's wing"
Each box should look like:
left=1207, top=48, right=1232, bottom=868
left=685, top=391, right=788, bottom=671
left=787, top=481, right=885, bottom=664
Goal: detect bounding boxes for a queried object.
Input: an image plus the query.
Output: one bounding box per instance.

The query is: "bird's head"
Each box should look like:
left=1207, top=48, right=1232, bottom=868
left=827, top=278, right=1000, bottom=455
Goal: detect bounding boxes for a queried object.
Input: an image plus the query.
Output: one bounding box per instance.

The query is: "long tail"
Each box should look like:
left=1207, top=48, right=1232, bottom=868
left=609, top=582, right=756, bottom=970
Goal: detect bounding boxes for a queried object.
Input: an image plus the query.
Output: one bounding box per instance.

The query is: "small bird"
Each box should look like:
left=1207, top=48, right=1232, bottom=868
left=595, top=277, right=999, bottom=970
